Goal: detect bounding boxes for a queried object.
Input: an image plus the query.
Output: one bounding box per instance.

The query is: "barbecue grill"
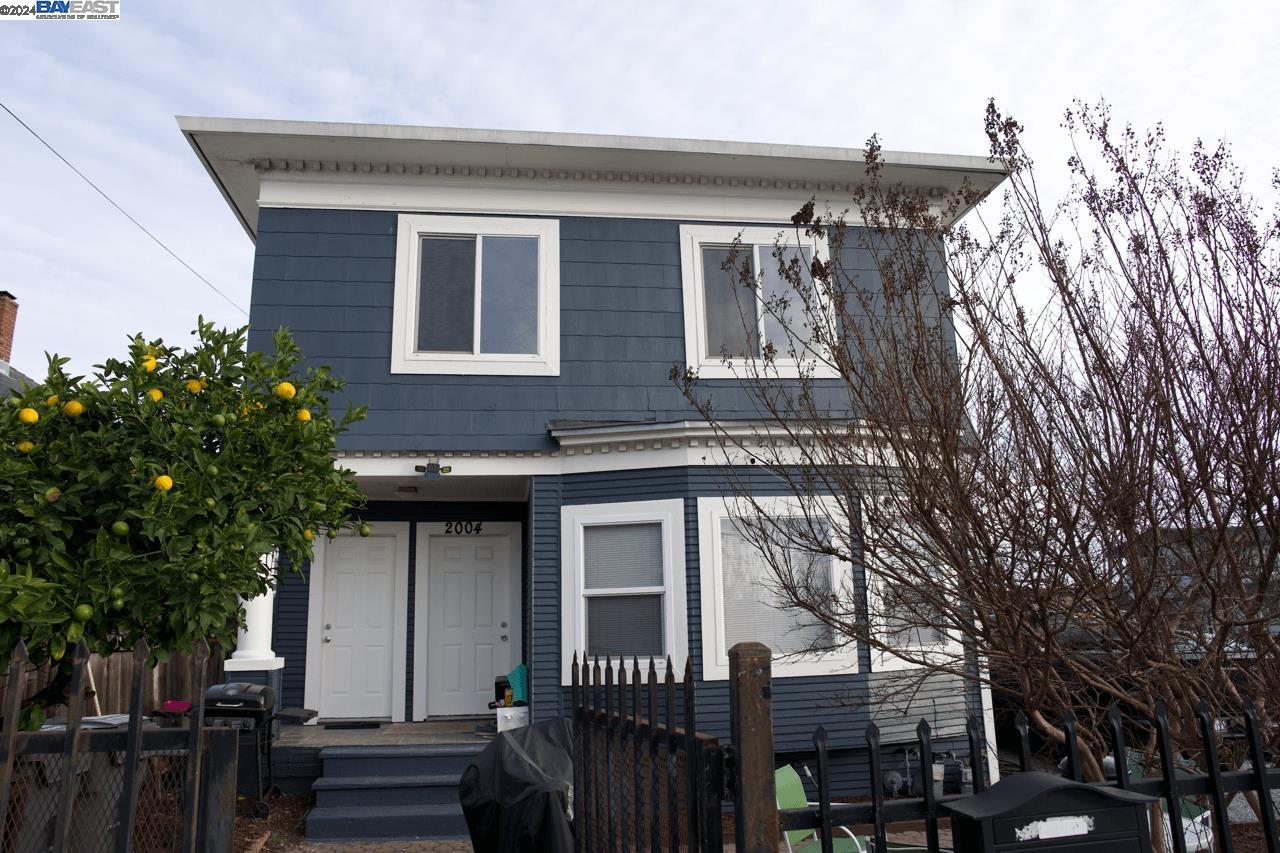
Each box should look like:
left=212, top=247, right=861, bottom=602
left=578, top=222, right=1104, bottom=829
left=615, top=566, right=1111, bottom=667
left=204, top=682, right=278, bottom=818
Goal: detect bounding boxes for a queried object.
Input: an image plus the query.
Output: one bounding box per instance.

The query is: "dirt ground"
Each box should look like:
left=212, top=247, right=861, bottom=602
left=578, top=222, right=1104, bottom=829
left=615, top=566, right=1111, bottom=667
left=232, top=794, right=1271, bottom=852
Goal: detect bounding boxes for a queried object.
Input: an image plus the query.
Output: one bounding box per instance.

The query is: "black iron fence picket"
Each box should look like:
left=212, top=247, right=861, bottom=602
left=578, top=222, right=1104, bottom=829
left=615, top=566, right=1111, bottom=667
left=0, top=638, right=238, bottom=853
left=574, top=642, right=1280, bottom=853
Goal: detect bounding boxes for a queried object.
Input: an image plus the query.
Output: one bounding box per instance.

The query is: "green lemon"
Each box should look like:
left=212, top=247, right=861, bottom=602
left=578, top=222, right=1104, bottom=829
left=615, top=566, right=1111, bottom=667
left=207, top=464, right=219, bottom=477
left=326, top=529, right=338, bottom=540
left=67, top=622, right=84, bottom=643
left=224, top=412, right=237, bottom=424
left=110, top=520, right=130, bottom=538
left=358, top=523, right=372, bottom=538
left=111, top=598, right=125, bottom=612
left=73, top=603, right=93, bottom=623
left=211, top=414, right=226, bottom=428
left=205, top=497, right=217, bottom=509
left=110, top=586, right=124, bottom=599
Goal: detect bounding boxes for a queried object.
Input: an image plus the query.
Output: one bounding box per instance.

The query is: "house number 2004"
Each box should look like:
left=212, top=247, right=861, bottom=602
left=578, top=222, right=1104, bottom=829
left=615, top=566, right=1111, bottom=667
left=444, top=521, right=484, bottom=534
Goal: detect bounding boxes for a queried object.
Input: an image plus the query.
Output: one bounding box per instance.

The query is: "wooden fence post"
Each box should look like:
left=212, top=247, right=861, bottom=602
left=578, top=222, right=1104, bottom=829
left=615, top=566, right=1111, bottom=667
left=729, top=642, right=777, bottom=853
left=197, top=728, right=239, bottom=853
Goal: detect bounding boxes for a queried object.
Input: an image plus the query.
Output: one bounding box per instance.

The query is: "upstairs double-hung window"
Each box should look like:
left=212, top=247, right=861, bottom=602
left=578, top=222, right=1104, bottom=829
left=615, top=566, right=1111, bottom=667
left=679, top=224, right=835, bottom=379
left=391, top=214, right=559, bottom=375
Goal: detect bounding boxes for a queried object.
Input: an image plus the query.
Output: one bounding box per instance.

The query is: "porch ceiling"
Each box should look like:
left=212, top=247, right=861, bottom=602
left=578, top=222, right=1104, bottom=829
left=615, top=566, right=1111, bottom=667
left=357, top=474, right=529, bottom=502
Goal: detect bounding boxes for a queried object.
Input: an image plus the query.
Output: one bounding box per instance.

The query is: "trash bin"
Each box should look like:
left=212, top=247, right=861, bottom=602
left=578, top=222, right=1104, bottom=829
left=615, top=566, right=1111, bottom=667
left=458, top=717, right=575, bottom=853
left=943, top=771, right=1158, bottom=853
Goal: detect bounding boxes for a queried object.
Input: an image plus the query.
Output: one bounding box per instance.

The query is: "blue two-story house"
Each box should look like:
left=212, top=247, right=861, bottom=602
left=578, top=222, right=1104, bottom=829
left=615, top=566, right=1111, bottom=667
left=181, top=117, right=1006, bottom=835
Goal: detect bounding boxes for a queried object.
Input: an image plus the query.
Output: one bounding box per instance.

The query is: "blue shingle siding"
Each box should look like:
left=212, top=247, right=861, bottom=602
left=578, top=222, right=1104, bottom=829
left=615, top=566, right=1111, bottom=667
left=248, top=209, right=856, bottom=451
left=529, top=466, right=969, bottom=764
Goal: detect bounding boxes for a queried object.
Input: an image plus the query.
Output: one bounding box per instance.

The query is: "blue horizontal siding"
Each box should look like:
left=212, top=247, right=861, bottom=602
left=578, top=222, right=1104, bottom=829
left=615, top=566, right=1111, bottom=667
left=248, top=208, right=859, bottom=451
left=528, top=467, right=973, bottom=757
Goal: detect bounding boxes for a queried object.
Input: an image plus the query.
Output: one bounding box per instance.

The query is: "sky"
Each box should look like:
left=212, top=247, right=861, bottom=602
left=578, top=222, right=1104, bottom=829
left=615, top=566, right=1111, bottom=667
left=1, top=0, right=1277, bottom=378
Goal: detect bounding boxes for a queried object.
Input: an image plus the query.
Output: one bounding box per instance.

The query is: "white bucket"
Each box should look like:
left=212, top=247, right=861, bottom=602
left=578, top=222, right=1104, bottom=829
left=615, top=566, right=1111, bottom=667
left=496, top=706, right=530, bottom=732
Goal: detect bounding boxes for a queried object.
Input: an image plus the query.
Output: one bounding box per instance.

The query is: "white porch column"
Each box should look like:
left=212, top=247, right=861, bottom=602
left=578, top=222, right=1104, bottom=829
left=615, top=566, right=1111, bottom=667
left=225, top=562, right=285, bottom=672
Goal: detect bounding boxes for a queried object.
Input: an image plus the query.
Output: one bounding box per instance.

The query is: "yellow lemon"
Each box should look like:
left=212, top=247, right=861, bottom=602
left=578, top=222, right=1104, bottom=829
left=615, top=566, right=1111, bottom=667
left=274, top=382, right=297, bottom=400
left=185, top=379, right=203, bottom=394
left=154, top=475, right=174, bottom=492
left=62, top=400, right=85, bottom=417
left=16, top=440, right=34, bottom=453
left=147, top=388, right=164, bottom=402
left=45, top=394, right=59, bottom=407
left=296, top=409, right=312, bottom=423
left=303, top=529, right=314, bottom=541
left=140, top=354, right=157, bottom=373
left=17, top=407, right=38, bottom=425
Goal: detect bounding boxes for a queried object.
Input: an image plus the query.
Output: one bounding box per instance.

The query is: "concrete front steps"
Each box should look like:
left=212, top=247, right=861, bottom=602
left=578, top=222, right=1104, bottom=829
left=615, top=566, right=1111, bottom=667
left=304, top=743, right=486, bottom=840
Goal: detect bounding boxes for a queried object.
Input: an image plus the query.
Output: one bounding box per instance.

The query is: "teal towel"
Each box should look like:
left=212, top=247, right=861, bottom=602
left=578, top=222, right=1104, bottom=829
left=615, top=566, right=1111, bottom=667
left=508, top=663, right=528, bottom=704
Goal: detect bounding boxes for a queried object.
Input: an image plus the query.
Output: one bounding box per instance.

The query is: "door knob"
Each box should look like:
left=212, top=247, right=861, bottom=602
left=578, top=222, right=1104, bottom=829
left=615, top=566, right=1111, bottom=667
left=501, top=621, right=508, bottom=628
left=501, top=635, right=508, bottom=642
left=323, top=636, right=332, bottom=643
left=325, top=623, right=332, bottom=630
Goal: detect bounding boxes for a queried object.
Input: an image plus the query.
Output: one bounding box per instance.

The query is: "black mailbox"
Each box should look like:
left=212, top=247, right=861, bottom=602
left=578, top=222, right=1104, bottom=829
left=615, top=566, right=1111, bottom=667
left=944, top=772, right=1157, bottom=853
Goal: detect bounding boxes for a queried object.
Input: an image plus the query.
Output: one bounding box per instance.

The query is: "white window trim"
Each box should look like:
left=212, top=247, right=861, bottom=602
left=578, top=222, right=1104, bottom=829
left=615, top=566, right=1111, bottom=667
left=391, top=213, right=560, bottom=376
left=560, top=499, right=688, bottom=684
left=679, top=224, right=837, bottom=380
left=697, top=495, right=856, bottom=681
left=861, top=493, right=965, bottom=672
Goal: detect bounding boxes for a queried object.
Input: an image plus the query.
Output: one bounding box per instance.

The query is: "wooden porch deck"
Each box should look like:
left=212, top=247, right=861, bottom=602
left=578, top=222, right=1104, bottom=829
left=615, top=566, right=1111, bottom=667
left=277, top=717, right=491, bottom=748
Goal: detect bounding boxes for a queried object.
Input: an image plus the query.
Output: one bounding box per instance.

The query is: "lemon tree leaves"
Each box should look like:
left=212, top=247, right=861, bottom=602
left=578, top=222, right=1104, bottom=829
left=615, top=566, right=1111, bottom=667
left=0, top=319, right=366, bottom=684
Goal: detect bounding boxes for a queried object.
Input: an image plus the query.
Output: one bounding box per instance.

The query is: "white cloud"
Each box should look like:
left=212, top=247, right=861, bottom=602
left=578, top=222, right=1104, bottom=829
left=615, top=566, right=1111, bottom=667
left=1, top=0, right=1276, bottom=377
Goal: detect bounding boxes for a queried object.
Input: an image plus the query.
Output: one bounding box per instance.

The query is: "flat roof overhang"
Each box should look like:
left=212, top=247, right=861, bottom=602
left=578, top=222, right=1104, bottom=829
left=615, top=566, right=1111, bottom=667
left=178, top=116, right=1009, bottom=240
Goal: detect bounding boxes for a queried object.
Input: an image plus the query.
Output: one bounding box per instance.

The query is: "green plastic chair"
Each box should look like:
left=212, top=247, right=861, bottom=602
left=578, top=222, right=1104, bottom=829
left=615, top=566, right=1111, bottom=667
left=775, top=764, right=867, bottom=853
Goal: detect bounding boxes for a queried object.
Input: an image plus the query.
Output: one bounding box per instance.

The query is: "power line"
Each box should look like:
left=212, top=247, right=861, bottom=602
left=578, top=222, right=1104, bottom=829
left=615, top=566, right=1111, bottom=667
left=0, top=100, right=249, bottom=317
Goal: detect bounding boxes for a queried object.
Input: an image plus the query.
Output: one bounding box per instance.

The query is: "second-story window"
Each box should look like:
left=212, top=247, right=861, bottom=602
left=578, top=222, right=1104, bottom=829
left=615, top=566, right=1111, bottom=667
left=392, top=214, right=560, bottom=375
left=678, top=223, right=836, bottom=379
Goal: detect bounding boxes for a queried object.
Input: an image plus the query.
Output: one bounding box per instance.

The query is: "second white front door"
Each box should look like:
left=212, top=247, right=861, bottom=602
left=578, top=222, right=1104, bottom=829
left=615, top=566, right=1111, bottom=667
left=318, top=533, right=401, bottom=719
left=424, top=529, right=518, bottom=717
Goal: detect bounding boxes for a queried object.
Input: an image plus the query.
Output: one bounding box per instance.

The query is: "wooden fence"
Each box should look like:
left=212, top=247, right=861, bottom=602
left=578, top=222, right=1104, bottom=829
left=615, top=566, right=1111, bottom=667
left=0, top=639, right=237, bottom=853
left=0, top=645, right=225, bottom=720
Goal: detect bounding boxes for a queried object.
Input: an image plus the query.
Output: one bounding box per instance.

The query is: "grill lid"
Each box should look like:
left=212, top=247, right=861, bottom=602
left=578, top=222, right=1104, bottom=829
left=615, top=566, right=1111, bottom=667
left=204, top=682, right=275, bottom=714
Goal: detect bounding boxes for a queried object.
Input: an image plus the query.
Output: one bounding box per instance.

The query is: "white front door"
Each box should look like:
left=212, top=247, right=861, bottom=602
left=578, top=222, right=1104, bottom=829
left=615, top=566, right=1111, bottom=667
left=424, top=529, right=519, bottom=717
left=316, top=532, right=402, bottom=719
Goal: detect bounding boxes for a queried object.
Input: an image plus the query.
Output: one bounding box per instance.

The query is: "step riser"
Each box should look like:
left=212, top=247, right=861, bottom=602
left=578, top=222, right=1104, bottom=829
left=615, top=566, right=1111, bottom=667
left=322, top=755, right=478, bottom=776
left=305, top=809, right=469, bottom=840
left=315, top=785, right=459, bottom=808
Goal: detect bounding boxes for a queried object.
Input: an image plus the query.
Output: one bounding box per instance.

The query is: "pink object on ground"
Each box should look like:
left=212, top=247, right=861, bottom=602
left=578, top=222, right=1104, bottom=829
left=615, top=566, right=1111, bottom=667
left=162, top=700, right=191, bottom=714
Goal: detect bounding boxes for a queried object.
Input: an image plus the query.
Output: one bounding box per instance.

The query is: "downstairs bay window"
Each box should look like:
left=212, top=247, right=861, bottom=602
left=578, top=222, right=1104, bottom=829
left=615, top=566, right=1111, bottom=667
left=560, top=499, right=688, bottom=682
left=697, top=496, right=856, bottom=680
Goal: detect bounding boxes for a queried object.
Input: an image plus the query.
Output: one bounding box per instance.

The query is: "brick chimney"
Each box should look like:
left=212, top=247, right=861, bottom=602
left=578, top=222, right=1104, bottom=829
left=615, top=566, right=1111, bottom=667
left=0, top=292, right=16, bottom=364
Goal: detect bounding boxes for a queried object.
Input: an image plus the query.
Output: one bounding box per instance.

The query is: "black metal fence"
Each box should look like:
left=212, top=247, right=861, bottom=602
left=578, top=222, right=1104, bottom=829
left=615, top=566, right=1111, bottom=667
left=573, top=641, right=1280, bottom=853
left=0, top=638, right=238, bottom=853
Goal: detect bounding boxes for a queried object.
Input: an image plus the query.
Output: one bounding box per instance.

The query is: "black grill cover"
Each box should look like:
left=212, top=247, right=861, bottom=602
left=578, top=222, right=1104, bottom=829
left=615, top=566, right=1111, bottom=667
left=459, top=718, right=575, bottom=853
left=203, top=683, right=275, bottom=718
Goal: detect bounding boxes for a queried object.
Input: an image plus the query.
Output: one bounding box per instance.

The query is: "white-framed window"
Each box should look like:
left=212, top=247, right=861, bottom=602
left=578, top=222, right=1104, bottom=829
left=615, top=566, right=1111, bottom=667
left=697, top=496, right=856, bottom=680
left=860, top=493, right=963, bottom=672
left=391, top=214, right=560, bottom=376
left=679, top=224, right=836, bottom=379
left=560, top=499, right=688, bottom=683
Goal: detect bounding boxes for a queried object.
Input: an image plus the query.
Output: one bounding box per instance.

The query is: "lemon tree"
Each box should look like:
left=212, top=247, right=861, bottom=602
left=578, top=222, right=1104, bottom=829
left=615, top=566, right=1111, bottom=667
left=0, top=320, right=366, bottom=719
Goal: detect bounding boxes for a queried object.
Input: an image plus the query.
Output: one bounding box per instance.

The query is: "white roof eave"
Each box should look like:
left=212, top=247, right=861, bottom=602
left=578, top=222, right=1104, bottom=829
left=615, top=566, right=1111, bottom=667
left=177, top=116, right=1009, bottom=242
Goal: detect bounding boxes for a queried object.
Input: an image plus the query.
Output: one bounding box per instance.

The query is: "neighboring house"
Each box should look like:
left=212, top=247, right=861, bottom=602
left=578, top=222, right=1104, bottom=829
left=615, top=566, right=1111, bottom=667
left=181, top=119, right=1006, bottom=797
left=0, top=292, right=34, bottom=398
